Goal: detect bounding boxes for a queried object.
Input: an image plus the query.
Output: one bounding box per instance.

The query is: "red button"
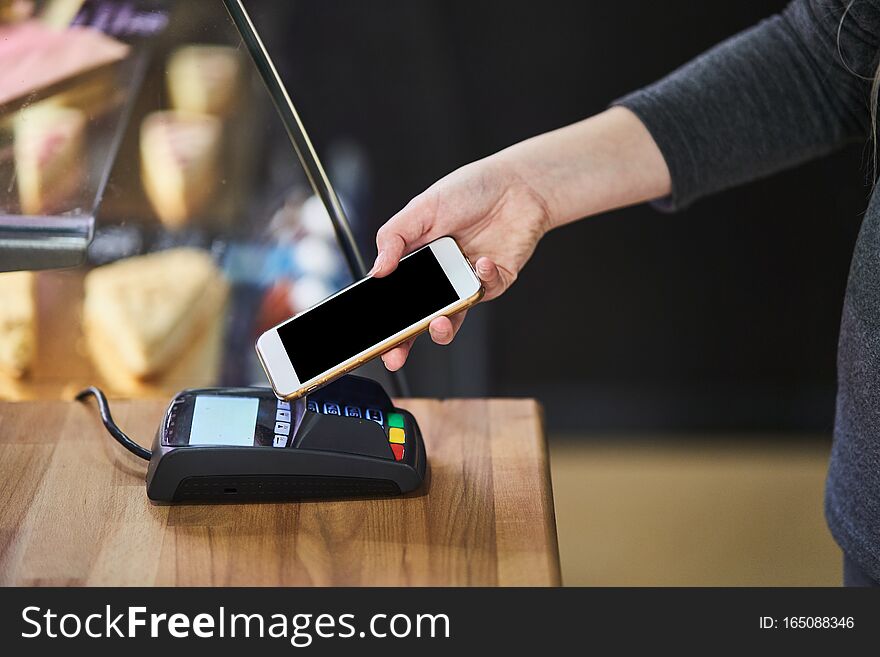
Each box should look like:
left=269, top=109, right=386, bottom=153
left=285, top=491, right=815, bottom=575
left=390, top=443, right=404, bottom=461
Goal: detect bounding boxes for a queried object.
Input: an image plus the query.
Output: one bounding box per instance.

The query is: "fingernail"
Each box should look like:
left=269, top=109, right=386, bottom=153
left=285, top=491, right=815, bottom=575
left=369, top=251, right=385, bottom=276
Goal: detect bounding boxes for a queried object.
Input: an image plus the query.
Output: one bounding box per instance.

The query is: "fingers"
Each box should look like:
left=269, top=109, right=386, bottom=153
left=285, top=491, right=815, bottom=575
left=381, top=311, right=469, bottom=372
left=428, top=316, right=455, bottom=345
left=474, top=256, right=505, bottom=300
left=429, top=312, right=467, bottom=346
left=371, top=197, right=433, bottom=278
left=381, top=338, right=414, bottom=371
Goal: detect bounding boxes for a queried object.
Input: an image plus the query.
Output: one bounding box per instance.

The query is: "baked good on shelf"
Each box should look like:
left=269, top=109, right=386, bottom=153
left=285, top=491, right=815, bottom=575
left=13, top=102, right=86, bottom=215
left=0, top=20, right=129, bottom=107
left=166, top=45, right=242, bottom=117
left=83, top=248, right=228, bottom=379
left=85, top=299, right=225, bottom=396
left=140, top=110, right=222, bottom=227
left=0, top=271, right=36, bottom=378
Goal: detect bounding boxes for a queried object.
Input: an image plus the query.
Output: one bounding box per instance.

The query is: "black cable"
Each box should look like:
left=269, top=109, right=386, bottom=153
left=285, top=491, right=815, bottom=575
left=75, top=386, right=152, bottom=461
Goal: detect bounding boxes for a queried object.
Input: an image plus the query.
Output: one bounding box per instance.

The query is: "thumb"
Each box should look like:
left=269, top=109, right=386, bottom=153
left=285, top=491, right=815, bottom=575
left=371, top=197, right=433, bottom=277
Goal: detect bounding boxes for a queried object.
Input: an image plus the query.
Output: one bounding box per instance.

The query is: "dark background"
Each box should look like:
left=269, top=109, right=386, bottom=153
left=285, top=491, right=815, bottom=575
left=249, top=0, right=868, bottom=433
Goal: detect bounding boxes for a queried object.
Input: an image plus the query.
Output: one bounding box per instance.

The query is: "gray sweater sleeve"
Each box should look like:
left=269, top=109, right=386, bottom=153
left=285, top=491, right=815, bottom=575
left=615, top=0, right=880, bottom=210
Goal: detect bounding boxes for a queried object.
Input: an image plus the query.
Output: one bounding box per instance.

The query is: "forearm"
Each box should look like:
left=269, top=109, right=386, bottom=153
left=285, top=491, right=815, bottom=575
left=494, top=106, right=671, bottom=229
left=613, top=0, right=875, bottom=210
left=492, top=0, right=879, bottom=230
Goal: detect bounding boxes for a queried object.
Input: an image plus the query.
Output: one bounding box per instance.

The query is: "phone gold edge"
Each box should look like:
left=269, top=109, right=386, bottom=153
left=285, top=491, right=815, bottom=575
left=256, top=285, right=485, bottom=402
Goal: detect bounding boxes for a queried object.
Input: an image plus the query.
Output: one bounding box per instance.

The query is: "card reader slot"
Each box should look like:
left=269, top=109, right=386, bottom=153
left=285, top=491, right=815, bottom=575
left=294, top=410, right=394, bottom=460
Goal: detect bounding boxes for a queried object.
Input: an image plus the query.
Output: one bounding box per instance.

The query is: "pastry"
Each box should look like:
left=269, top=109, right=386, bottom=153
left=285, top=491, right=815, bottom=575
left=83, top=248, right=228, bottom=378
left=166, top=45, right=242, bottom=116
left=0, top=20, right=129, bottom=107
left=140, top=110, right=222, bottom=227
left=0, top=271, right=36, bottom=377
left=13, top=102, right=86, bottom=214
left=85, top=302, right=225, bottom=396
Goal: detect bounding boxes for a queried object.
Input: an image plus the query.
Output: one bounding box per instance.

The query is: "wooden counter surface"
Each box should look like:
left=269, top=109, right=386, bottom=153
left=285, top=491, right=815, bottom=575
left=0, top=398, right=560, bottom=586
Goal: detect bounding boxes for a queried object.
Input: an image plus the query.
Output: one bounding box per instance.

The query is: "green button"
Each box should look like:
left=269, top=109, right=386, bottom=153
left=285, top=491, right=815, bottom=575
left=388, top=412, right=405, bottom=428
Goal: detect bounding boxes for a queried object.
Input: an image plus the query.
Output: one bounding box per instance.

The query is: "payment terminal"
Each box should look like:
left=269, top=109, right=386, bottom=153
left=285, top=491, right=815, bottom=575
left=77, top=375, right=426, bottom=503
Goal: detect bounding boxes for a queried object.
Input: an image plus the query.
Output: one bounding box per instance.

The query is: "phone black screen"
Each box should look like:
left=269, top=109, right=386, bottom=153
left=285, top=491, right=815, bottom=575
left=278, top=247, right=459, bottom=381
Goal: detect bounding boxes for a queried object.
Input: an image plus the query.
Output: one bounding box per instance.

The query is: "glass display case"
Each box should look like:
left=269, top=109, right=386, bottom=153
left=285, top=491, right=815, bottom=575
left=0, top=0, right=156, bottom=271
left=0, top=0, right=396, bottom=400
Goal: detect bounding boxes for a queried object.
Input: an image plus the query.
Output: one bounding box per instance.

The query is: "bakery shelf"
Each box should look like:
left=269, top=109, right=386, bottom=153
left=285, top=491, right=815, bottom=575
left=0, top=49, right=149, bottom=272
left=0, top=7, right=149, bottom=271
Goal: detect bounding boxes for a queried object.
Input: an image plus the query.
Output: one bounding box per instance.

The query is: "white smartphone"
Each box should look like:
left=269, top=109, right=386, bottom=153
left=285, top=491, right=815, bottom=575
left=256, top=236, right=484, bottom=400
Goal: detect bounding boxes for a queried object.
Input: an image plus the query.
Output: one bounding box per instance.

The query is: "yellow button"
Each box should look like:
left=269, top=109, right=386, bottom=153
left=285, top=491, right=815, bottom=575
left=389, top=427, right=405, bottom=444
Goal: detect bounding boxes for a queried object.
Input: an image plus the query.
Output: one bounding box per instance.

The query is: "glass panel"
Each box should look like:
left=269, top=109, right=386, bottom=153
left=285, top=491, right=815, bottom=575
left=0, top=0, right=390, bottom=400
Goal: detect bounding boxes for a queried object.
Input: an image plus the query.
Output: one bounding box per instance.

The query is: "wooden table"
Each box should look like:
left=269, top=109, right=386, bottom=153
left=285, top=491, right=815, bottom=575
left=0, top=399, right=560, bottom=586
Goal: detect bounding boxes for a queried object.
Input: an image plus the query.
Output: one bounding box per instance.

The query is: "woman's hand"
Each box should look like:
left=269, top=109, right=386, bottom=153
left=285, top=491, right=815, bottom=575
left=371, top=156, right=553, bottom=371
left=371, top=106, right=671, bottom=371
